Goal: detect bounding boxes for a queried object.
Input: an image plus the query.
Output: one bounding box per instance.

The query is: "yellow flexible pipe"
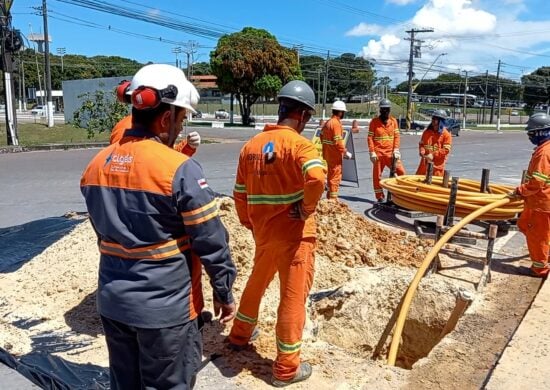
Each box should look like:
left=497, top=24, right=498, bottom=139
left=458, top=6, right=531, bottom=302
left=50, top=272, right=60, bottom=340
left=386, top=197, right=512, bottom=366
left=380, top=175, right=523, bottom=220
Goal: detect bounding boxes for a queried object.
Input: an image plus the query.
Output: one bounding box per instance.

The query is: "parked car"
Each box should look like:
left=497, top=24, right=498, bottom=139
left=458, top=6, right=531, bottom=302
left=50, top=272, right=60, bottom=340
left=31, top=105, right=46, bottom=116
left=214, top=108, right=229, bottom=119
left=191, top=110, right=202, bottom=119
left=399, top=118, right=424, bottom=131
left=445, top=118, right=461, bottom=136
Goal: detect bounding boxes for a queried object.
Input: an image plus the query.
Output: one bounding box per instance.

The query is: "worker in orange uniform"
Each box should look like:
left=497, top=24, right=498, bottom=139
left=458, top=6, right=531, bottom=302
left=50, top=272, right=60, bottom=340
left=111, top=80, right=202, bottom=155
left=228, top=80, right=326, bottom=387
left=320, top=100, right=352, bottom=199
left=416, top=109, right=452, bottom=176
left=511, top=113, right=550, bottom=278
left=81, top=64, right=236, bottom=389
left=368, top=98, right=405, bottom=202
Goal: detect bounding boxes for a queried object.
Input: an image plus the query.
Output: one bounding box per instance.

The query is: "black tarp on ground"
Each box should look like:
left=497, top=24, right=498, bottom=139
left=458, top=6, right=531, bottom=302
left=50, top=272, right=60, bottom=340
left=0, top=347, right=109, bottom=389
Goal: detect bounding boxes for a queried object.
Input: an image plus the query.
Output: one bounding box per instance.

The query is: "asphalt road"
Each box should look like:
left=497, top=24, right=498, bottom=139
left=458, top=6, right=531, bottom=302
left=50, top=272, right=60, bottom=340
left=0, top=128, right=531, bottom=229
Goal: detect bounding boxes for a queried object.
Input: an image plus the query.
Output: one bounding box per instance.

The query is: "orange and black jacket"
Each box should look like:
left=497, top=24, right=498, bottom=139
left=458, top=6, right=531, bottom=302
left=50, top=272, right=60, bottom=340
left=110, top=114, right=196, bottom=156
left=233, top=124, right=326, bottom=246
left=81, top=127, right=236, bottom=328
left=418, top=126, right=452, bottom=171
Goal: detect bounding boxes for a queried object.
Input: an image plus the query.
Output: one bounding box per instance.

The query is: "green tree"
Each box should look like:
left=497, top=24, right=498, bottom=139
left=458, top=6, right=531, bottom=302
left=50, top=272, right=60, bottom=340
left=210, top=27, right=301, bottom=124
left=328, top=53, right=375, bottom=101
left=73, top=89, right=129, bottom=138
left=522, top=67, right=550, bottom=109
left=190, top=61, right=212, bottom=75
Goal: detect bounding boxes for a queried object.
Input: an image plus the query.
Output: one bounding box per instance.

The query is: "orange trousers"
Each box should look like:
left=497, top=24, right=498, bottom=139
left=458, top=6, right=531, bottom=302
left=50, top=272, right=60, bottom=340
left=373, top=155, right=405, bottom=200
left=228, top=238, right=315, bottom=381
left=326, top=160, right=342, bottom=199
left=518, top=208, right=550, bottom=276
left=415, top=158, right=445, bottom=176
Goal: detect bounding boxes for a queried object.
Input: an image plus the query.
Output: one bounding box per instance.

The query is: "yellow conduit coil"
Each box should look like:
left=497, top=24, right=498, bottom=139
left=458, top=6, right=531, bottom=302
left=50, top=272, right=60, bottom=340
left=387, top=197, right=513, bottom=366
left=380, top=175, right=523, bottom=220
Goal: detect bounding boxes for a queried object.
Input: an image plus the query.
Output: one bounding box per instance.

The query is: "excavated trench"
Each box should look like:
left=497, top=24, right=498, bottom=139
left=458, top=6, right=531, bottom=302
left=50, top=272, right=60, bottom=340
left=307, top=266, right=460, bottom=369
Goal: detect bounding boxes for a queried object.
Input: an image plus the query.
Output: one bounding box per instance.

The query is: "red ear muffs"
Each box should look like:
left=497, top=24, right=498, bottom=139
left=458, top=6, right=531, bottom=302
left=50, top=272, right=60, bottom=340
left=116, top=80, right=132, bottom=104
left=131, top=86, right=160, bottom=110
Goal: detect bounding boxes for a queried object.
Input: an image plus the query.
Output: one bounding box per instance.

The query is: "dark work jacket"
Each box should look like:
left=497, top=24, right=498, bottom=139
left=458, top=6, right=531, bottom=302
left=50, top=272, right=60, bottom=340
left=81, top=128, right=236, bottom=328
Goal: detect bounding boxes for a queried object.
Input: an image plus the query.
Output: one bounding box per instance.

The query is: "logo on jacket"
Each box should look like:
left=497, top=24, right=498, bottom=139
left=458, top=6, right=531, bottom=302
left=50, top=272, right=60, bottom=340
left=262, top=141, right=276, bottom=164
left=197, top=178, right=209, bottom=189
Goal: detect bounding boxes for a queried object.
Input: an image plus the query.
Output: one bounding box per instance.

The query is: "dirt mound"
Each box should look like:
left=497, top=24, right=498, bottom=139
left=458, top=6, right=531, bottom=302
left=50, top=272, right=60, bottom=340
left=316, top=200, right=428, bottom=268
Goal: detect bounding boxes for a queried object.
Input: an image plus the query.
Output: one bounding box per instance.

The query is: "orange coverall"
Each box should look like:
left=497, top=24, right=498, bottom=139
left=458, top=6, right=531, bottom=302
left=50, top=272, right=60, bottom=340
left=110, top=114, right=195, bottom=156
left=516, top=140, right=550, bottom=277
left=320, top=115, right=347, bottom=198
left=415, top=127, right=452, bottom=176
left=229, top=124, right=326, bottom=381
left=368, top=116, right=405, bottom=200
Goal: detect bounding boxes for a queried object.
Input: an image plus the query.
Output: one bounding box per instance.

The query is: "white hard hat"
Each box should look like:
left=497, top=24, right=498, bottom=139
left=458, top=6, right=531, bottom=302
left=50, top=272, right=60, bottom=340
left=128, top=64, right=199, bottom=113
left=331, top=100, right=347, bottom=112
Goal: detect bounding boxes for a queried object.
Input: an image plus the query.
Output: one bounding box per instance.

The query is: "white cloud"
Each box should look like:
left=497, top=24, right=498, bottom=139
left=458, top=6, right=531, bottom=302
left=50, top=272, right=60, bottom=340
left=346, top=22, right=383, bottom=37
left=386, top=0, right=417, bottom=5
left=352, top=0, right=550, bottom=84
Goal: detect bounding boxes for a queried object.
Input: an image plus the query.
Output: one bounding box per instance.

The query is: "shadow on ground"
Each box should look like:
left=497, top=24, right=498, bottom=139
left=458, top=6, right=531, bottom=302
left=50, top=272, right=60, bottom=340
left=0, top=215, right=85, bottom=273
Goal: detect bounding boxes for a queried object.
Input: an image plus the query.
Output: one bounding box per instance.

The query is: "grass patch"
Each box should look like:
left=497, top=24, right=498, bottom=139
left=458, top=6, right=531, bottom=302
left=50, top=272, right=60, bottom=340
left=0, top=122, right=110, bottom=146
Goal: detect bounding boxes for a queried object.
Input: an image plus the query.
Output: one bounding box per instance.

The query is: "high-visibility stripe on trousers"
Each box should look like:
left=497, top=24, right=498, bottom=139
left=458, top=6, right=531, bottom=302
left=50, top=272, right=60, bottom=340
left=228, top=238, right=315, bottom=381
left=372, top=155, right=405, bottom=200
left=327, top=161, right=342, bottom=199
left=518, top=208, right=550, bottom=276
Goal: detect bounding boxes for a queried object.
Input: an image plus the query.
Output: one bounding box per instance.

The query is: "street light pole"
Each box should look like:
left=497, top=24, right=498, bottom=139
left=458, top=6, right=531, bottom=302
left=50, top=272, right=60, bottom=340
left=462, top=70, right=468, bottom=129
left=42, top=0, right=54, bottom=127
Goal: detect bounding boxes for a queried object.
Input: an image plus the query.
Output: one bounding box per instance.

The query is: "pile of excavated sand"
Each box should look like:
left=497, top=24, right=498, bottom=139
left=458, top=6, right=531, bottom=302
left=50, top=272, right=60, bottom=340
left=0, top=198, right=449, bottom=388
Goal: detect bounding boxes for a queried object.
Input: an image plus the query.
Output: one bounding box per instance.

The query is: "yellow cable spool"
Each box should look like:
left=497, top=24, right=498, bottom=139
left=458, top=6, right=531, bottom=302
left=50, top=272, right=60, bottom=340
left=380, top=175, right=523, bottom=220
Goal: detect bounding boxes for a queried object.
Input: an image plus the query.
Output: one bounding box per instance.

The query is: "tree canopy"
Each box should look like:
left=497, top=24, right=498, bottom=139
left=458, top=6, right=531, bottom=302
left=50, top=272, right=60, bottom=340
left=521, top=67, right=550, bottom=108
left=210, top=27, right=301, bottom=124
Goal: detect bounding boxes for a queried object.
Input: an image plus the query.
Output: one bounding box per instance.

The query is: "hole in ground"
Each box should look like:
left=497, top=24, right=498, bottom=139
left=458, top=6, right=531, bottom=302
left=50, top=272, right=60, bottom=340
left=308, top=266, right=467, bottom=369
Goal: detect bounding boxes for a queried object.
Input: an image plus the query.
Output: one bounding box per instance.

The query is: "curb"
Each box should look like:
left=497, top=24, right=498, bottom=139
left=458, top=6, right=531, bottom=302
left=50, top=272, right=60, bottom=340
left=0, top=142, right=109, bottom=154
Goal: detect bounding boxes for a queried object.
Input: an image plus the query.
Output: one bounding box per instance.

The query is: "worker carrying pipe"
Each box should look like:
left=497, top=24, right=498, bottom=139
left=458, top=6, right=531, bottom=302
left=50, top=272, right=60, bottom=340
left=416, top=109, right=452, bottom=176
left=510, top=112, right=550, bottom=278
left=320, top=100, right=352, bottom=199
left=368, top=98, right=405, bottom=202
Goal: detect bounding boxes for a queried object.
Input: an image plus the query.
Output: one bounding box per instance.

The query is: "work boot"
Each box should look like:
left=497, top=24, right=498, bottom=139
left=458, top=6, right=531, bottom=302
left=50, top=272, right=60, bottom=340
left=271, top=362, right=312, bottom=387
left=227, top=327, right=260, bottom=351
left=516, top=266, right=548, bottom=279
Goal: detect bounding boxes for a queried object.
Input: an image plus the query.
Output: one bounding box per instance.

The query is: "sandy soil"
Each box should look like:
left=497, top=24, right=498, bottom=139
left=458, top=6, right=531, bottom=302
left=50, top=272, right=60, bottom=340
left=0, top=198, right=537, bottom=389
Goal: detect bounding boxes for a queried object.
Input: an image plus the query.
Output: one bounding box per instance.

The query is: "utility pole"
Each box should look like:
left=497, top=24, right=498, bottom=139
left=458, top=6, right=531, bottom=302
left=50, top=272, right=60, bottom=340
left=482, top=70, right=489, bottom=124
left=496, top=85, right=502, bottom=133
left=56, top=47, right=65, bottom=73
left=462, top=70, right=468, bottom=129
left=42, top=0, right=54, bottom=127
left=405, top=28, right=434, bottom=130
left=322, top=50, right=329, bottom=119
left=183, top=41, right=198, bottom=79
left=1, top=0, right=19, bottom=145
left=317, top=67, right=321, bottom=106
left=171, top=46, right=182, bottom=68
left=490, top=59, right=501, bottom=125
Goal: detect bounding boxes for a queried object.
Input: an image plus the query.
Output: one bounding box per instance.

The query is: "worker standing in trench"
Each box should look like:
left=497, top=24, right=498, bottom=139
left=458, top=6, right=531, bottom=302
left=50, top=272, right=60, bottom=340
left=511, top=112, right=550, bottom=278
left=416, top=109, right=452, bottom=176
left=111, top=80, right=202, bottom=155
left=320, top=100, right=352, bottom=199
left=228, top=80, right=326, bottom=387
left=81, top=64, right=237, bottom=389
left=368, top=98, right=405, bottom=202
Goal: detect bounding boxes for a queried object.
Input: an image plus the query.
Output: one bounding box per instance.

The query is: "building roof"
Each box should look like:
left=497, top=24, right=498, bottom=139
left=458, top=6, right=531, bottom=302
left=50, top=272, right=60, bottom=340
left=190, top=75, right=218, bottom=90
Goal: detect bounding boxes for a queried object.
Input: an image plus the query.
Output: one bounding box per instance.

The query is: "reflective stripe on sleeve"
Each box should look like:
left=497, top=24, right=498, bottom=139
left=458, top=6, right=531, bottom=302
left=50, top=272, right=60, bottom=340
left=302, top=158, right=325, bottom=175
left=234, top=183, right=247, bottom=193
left=100, top=236, right=190, bottom=260
left=181, top=199, right=219, bottom=226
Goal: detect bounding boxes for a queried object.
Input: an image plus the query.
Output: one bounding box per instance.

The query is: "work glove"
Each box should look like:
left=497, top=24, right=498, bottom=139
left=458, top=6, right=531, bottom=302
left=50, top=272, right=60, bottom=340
left=213, top=295, right=236, bottom=325
left=425, top=153, right=434, bottom=162
left=344, top=151, right=353, bottom=159
left=393, top=149, right=401, bottom=160
left=187, top=131, right=201, bottom=149
left=369, top=151, right=378, bottom=163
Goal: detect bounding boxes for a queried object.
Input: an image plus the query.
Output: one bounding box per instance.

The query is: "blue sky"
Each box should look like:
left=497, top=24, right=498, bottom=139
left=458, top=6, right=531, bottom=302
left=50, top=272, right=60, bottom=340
left=10, top=0, right=550, bottom=84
